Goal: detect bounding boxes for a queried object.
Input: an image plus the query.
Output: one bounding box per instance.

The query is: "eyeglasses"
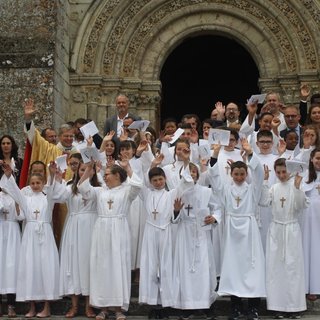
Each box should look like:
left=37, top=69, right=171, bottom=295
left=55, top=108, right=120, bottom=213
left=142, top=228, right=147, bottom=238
left=69, top=162, right=79, bottom=166
left=258, top=140, right=273, bottom=144
left=284, top=115, right=298, bottom=119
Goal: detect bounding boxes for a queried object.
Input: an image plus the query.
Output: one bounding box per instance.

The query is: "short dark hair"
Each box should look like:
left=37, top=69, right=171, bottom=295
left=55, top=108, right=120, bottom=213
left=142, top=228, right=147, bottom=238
left=230, top=161, right=247, bottom=173
left=148, top=167, right=166, bottom=181
left=257, top=130, right=273, bottom=141
left=274, top=158, right=286, bottom=170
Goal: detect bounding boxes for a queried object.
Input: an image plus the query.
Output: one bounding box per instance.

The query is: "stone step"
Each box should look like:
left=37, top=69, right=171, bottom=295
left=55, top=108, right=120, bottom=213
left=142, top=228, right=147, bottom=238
left=1, top=295, right=320, bottom=318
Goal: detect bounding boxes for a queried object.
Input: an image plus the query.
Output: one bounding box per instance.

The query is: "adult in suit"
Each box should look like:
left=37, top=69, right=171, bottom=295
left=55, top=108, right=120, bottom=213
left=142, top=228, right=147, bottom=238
left=103, top=94, right=141, bottom=137
left=280, top=105, right=304, bottom=148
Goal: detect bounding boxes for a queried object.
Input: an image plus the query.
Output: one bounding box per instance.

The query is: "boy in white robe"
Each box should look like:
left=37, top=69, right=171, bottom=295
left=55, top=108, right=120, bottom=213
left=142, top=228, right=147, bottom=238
left=263, top=158, right=308, bottom=318
left=206, top=138, right=268, bottom=320
left=255, top=130, right=285, bottom=253
left=138, top=148, right=193, bottom=318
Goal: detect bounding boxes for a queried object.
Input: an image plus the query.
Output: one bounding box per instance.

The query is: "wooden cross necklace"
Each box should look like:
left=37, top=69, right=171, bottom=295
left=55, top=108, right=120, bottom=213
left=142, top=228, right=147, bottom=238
left=152, top=190, right=166, bottom=220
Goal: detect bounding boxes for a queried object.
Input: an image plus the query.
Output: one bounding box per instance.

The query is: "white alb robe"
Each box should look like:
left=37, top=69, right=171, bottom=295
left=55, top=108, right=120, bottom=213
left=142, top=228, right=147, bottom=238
left=52, top=182, right=98, bottom=296
left=301, top=173, right=320, bottom=294
left=78, top=173, right=142, bottom=310
left=3, top=175, right=60, bottom=301
left=265, top=179, right=308, bottom=312
left=139, top=170, right=193, bottom=307
left=0, top=188, right=22, bottom=294
left=208, top=153, right=267, bottom=298
left=171, top=183, right=221, bottom=309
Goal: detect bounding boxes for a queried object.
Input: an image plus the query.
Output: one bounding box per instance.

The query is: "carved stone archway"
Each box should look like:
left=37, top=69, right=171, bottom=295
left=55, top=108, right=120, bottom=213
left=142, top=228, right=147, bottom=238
left=69, top=0, right=320, bottom=132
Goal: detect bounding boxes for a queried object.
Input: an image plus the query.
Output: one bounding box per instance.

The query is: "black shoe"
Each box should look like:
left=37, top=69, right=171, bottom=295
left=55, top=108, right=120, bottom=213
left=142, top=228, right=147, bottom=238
left=274, top=312, right=285, bottom=319
left=289, top=313, right=301, bottom=319
left=247, top=308, right=259, bottom=320
left=228, top=309, right=244, bottom=320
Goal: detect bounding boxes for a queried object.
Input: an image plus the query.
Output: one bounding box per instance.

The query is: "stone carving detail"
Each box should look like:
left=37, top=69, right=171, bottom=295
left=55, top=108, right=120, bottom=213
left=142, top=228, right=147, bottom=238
left=83, top=0, right=319, bottom=75
left=302, top=0, right=320, bottom=24
left=102, top=0, right=150, bottom=74
left=83, top=0, right=120, bottom=73
left=118, top=0, right=297, bottom=75
left=72, top=88, right=86, bottom=103
left=88, top=89, right=102, bottom=103
left=269, top=0, right=317, bottom=69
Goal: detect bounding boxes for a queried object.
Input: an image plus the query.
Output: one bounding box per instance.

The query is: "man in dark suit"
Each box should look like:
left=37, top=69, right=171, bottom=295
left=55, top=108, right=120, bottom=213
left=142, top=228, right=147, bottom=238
left=280, top=105, right=304, bottom=147
left=103, top=94, right=141, bottom=137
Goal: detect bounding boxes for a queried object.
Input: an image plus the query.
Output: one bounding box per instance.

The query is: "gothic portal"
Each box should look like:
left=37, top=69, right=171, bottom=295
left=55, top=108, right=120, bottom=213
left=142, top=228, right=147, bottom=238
left=69, top=0, right=320, bottom=132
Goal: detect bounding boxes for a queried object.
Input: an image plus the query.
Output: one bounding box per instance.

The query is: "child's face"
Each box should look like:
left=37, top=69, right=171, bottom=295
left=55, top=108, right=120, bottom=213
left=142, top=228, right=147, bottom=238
left=120, top=146, right=134, bottom=159
left=311, top=151, right=320, bottom=171
left=150, top=175, right=166, bottom=190
left=224, top=134, right=237, bottom=151
left=258, top=115, right=273, bottom=131
left=231, top=167, right=247, bottom=185
left=105, top=141, right=116, bottom=156
left=68, top=157, right=80, bottom=173
left=190, top=166, right=199, bottom=183
left=29, top=176, right=45, bottom=192
left=164, top=122, right=177, bottom=135
left=180, top=129, right=192, bottom=141
left=78, top=163, right=90, bottom=178
left=175, top=142, right=189, bottom=160
left=275, top=165, right=290, bottom=182
left=285, top=132, right=298, bottom=150
left=256, top=136, right=273, bottom=154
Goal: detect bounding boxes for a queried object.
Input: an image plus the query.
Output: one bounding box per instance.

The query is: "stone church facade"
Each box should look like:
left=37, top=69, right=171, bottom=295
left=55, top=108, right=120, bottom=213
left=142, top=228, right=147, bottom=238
left=1, top=0, right=320, bottom=146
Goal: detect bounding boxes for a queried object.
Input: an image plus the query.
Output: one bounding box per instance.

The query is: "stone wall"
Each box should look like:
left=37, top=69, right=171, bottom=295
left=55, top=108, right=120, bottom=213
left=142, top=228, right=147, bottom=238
left=0, top=0, right=57, bottom=155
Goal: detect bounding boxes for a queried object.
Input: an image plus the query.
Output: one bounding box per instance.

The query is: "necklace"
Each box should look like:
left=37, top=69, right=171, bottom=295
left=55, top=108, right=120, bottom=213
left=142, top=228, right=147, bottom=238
left=151, top=190, right=166, bottom=220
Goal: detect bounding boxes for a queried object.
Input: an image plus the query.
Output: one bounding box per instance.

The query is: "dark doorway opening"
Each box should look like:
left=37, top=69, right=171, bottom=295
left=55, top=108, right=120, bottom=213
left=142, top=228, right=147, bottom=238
left=160, top=35, right=260, bottom=126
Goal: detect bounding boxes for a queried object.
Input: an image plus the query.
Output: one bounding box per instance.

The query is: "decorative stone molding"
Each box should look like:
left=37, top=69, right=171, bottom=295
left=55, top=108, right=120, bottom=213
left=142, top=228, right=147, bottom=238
left=68, top=0, right=320, bottom=130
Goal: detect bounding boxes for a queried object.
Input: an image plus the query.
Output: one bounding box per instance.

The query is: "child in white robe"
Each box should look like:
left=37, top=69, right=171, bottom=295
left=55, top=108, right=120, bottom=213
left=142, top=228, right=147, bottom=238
left=1, top=161, right=60, bottom=318
left=263, top=158, right=308, bottom=318
left=52, top=160, right=100, bottom=318
left=117, top=139, right=153, bottom=284
left=206, top=138, right=268, bottom=320
left=255, top=130, right=284, bottom=253
left=77, top=158, right=142, bottom=320
left=0, top=171, right=23, bottom=317
left=138, top=148, right=193, bottom=318
left=301, top=148, right=320, bottom=301
left=171, top=161, right=221, bottom=318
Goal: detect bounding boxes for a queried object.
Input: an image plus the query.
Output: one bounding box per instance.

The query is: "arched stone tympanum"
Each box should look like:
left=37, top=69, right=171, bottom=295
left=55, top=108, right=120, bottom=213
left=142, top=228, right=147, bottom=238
left=69, top=0, right=320, bottom=132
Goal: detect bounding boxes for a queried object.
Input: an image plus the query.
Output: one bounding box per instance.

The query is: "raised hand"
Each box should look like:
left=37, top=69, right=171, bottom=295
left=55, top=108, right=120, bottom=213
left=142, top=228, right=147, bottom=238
left=300, top=84, right=311, bottom=100
left=0, top=161, right=12, bottom=177
left=277, top=139, right=286, bottom=156
left=23, top=98, right=36, bottom=121
left=294, top=173, right=303, bottom=189
left=215, top=101, right=225, bottom=120
left=103, top=130, right=115, bottom=142
left=174, top=197, right=184, bottom=212
left=240, top=137, right=252, bottom=155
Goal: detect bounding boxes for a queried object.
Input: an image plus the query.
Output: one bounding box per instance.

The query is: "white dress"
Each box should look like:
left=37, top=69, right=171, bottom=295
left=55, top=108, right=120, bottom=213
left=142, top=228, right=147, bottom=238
left=301, top=173, right=320, bottom=294
left=52, top=182, right=98, bottom=296
left=265, top=179, right=308, bottom=312
left=172, top=183, right=220, bottom=309
left=0, top=189, right=22, bottom=294
left=208, top=153, right=267, bottom=298
left=3, top=175, right=60, bottom=301
left=78, top=174, right=142, bottom=310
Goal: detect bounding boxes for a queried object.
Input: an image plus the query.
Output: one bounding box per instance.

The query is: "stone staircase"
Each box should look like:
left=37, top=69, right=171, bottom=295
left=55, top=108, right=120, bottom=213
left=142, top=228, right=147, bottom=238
left=1, top=283, right=320, bottom=319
